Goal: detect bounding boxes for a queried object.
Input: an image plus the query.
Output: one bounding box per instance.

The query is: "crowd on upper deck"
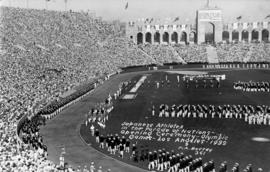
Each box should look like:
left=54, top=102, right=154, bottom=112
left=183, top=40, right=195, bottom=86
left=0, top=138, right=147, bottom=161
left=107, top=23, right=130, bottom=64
left=1, top=6, right=270, bottom=172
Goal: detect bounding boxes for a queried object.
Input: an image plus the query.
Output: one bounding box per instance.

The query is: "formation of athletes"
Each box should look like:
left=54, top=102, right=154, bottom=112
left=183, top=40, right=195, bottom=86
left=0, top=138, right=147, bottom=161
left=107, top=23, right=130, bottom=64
left=84, top=72, right=269, bottom=172
left=153, top=74, right=222, bottom=89
left=152, top=104, right=270, bottom=125
left=233, top=81, right=270, bottom=92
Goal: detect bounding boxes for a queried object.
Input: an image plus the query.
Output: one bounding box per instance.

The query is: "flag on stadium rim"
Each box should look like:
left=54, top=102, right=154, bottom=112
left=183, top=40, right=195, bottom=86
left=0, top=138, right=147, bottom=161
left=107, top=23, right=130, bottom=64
left=236, top=16, right=242, bottom=20
left=174, top=17, right=180, bottom=22
left=125, top=2, right=128, bottom=10
left=265, top=14, right=270, bottom=19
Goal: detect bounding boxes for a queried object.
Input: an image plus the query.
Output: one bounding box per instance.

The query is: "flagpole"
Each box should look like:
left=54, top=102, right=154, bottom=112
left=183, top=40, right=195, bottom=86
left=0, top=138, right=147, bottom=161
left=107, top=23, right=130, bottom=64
left=65, top=0, right=67, bottom=11
left=45, top=0, right=48, bottom=10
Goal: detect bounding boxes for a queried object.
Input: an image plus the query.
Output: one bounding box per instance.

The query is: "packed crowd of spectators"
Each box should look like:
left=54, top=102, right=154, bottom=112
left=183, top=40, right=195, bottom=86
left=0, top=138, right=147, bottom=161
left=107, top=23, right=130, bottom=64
left=139, top=44, right=184, bottom=64
left=173, top=44, right=208, bottom=63
left=1, top=5, right=270, bottom=172
left=0, top=6, right=134, bottom=172
left=216, top=43, right=270, bottom=63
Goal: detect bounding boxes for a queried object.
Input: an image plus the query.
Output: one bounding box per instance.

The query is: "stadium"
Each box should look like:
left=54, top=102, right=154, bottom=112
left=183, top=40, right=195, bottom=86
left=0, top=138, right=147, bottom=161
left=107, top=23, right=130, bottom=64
left=1, top=0, right=270, bottom=172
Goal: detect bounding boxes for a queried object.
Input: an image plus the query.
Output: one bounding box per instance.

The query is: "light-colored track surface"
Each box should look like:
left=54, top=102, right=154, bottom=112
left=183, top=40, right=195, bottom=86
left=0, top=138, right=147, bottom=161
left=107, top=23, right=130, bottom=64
left=40, top=72, right=149, bottom=172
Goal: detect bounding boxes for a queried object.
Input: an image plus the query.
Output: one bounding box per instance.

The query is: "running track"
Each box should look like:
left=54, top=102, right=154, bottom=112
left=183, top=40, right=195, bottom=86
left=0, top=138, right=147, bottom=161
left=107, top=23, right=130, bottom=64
left=40, top=72, right=148, bottom=172
left=40, top=68, right=249, bottom=171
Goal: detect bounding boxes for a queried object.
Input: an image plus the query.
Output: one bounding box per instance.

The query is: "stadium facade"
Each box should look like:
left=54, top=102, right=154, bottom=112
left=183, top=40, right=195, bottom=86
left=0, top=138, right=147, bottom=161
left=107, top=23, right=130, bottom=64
left=126, top=6, right=270, bottom=45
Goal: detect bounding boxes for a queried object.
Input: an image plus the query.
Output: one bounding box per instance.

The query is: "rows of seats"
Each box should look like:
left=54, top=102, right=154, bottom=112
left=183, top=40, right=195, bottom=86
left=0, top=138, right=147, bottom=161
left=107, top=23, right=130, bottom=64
left=1, top=6, right=270, bottom=172
left=173, top=44, right=208, bottom=63
left=139, top=44, right=183, bottom=63
left=216, top=43, right=270, bottom=63
left=0, top=6, right=150, bottom=172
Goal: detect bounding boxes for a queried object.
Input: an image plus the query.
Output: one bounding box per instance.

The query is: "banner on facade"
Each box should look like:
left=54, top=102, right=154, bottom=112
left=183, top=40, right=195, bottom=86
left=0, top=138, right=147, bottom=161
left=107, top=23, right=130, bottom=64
left=263, top=22, right=268, bottom=28
left=181, top=25, right=186, bottom=31
left=173, top=25, right=177, bottom=31
left=243, top=23, right=248, bottom=29
left=233, top=23, right=238, bottom=30
left=146, top=25, right=151, bottom=32
left=164, top=25, right=168, bottom=31
left=253, top=22, right=258, bottom=28
left=198, top=10, right=222, bottom=22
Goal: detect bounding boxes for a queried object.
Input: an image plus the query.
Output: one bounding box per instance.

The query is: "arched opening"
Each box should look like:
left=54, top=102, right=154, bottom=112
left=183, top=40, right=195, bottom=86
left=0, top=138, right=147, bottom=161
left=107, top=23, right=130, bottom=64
left=154, top=32, right=160, bottom=44
left=262, top=29, right=269, bottom=42
left=252, top=30, right=259, bottom=41
left=189, top=32, right=196, bottom=43
left=242, top=30, right=249, bottom=42
left=222, top=31, right=229, bottom=42
left=232, top=30, right=239, bottom=42
left=171, top=32, right=178, bottom=44
left=180, top=32, right=187, bottom=44
left=163, top=32, right=169, bottom=44
left=137, top=32, right=143, bottom=45
left=204, top=22, right=215, bottom=44
left=145, top=32, right=152, bottom=44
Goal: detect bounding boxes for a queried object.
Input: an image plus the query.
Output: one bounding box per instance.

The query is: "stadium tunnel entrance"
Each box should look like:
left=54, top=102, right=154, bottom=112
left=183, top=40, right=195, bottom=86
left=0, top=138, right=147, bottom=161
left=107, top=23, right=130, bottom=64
left=262, top=29, right=269, bottom=42
left=145, top=32, right=152, bottom=44
left=242, top=30, right=249, bottom=42
left=222, top=31, right=229, bottom=43
left=154, top=32, right=161, bottom=44
left=171, top=32, right=178, bottom=44
left=163, top=32, right=169, bottom=44
left=205, top=22, right=215, bottom=44
left=137, top=32, right=143, bottom=44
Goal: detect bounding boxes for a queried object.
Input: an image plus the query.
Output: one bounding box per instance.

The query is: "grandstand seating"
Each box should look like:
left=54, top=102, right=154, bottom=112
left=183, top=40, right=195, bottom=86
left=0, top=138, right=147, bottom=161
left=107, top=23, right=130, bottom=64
left=1, top=6, right=270, bottom=172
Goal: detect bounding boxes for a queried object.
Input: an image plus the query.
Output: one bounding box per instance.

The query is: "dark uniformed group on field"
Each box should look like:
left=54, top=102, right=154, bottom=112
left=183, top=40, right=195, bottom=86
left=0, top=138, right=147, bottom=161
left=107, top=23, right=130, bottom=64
left=92, top=129, right=258, bottom=172
left=86, top=79, right=266, bottom=172
left=92, top=130, right=221, bottom=172
left=233, top=81, right=270, bottom=92
left=183, top=78, right=221, bottom=89
left=153, top=104, right=270, bottom=125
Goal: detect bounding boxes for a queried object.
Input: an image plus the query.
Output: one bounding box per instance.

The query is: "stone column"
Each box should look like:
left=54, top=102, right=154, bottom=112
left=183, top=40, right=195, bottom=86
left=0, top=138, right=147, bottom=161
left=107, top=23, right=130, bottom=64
left=248, top=31, right=252, bottom=43
left=151, top=33, right=154, bottom=44
left=238, top=30, right=242, bottom=42
left=179, top=31, right=182, bottom=43
left=142, top=32, right=145, bottom=44
left=168, top=32, right=171, bottom=44
left=186, top=32, right=190, bottom=44
left=258, top=30, right=262, bottom=42
left=160, top=32, right=164, bottom=44
left=229, top=31, right=232, bottom=43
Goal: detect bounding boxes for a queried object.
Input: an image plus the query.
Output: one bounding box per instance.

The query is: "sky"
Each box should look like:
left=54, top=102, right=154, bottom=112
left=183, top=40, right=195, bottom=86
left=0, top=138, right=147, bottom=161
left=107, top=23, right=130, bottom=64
left=1, top=0, right=270, bottom=23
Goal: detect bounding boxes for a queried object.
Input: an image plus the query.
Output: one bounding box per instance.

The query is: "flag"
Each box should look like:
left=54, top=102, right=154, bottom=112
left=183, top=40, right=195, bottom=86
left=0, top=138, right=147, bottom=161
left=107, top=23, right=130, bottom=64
left=236, top=16, right=242, bottom=20
left=125, top=2, right=128, bottom=10
left=265, top=14, right=270, bottom=19
left=149, top=18, right=154, bottom=23
left=145, top=18, right=149, bottom=23
left=174, top=17, right=179, bottom=22
left=46, top=0, right=50, bottom=1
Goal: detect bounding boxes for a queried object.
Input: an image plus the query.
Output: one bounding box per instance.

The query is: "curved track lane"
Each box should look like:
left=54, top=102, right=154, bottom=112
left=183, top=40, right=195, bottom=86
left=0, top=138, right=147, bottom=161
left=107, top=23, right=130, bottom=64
left=40, top=68, right=257, bottom=171
left=40, top=72, right=148, bottom=172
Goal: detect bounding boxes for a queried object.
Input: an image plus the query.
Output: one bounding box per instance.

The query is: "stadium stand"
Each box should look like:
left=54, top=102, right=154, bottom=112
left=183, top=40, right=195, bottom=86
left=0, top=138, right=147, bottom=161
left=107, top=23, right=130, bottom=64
left=1, top=6, right=270, bottom=172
